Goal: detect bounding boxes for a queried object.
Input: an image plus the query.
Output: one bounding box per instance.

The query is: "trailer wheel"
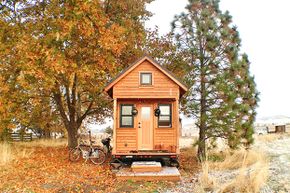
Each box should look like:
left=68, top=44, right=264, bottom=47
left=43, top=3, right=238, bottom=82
left=170, top=158, right=180, bottom=168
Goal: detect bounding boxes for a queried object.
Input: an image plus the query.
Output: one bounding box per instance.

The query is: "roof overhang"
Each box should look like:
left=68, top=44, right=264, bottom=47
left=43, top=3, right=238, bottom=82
left=104, top=55, right=188, bottom=98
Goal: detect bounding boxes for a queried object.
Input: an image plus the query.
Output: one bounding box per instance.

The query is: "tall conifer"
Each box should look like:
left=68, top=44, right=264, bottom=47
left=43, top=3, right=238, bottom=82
left=171, top=0, right=259, bottom=160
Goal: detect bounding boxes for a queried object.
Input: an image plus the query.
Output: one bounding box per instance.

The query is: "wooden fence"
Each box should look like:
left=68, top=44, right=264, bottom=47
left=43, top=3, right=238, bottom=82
left=9, top=132, right=33, bottom=142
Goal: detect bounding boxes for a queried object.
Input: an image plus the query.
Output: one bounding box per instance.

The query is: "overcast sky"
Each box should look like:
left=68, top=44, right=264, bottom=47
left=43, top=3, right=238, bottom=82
left=146, top=0, right=290, bottom=119
left=92, top=0, right=290, bottom=131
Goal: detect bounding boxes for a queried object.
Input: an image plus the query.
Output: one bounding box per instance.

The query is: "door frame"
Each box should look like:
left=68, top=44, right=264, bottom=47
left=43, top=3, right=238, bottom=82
left=137, top=103, right=154, bottom=150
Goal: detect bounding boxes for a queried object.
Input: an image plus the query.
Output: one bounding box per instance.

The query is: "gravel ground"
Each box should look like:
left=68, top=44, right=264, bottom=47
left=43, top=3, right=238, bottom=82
left=254, top=135, right=290, bottom=193
left=164, top=134, right=290, bottom=193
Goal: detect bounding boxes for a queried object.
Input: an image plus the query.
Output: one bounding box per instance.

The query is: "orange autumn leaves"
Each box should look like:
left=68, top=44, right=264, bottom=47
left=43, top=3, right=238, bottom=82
left=0, top=146, right=115, bottom=192
left=0, top=0, right=152, bottom=138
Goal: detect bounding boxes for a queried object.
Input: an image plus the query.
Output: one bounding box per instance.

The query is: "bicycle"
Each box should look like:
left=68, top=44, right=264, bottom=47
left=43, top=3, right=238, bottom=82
left=101, top=136, right=112, bottom=160
left=69, top=131, right=106, bottom=165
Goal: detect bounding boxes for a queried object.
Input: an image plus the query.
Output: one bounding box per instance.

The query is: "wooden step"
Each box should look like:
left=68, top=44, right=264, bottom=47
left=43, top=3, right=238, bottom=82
left=131, top=161, right=162, bottom=172
left=115, top=167, right=181, bottom=181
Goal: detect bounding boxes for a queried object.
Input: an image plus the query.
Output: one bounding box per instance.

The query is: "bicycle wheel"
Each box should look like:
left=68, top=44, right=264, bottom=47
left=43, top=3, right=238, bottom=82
left=69, top=148, right=81, bottom=162
left=90, top=148, right=106, bottom=165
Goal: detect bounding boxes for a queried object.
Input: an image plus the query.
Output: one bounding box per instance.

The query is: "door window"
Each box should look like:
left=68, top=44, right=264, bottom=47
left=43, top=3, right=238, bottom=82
left=141, top=107, right=151, bottom=120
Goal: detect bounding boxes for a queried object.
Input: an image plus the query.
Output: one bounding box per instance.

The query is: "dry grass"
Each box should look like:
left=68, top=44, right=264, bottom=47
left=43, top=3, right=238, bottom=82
left=209, top=149, right=266, bottom=170
left=194, top=148, right=269, bottom=193
left=0, top=142, right=34, bottom=166
left=256, top=133, right=283, bottom=142
left=220, top=160, right=268, bottom=193
left=16, top=138, right=67, bottom=148
left=0, top=143, right=13, bottom=165
left=0, top=139, right=66, bottom=166
left=198, top=162, right=218, bottom=192
left=179, top=147, right=200, bottom=173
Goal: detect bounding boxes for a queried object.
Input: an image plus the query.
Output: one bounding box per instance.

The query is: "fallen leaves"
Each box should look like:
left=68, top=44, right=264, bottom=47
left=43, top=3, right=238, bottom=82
left=0, top=144, right=193, bottom=193
left=0, top=146, right=115, bottom=193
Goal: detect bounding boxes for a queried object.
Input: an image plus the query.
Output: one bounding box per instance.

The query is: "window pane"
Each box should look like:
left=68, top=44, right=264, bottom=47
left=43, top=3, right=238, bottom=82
left=141, top=73, right=152, bottom=84
left=160, top=105, right=170, bottom=115
left=121, top=116, right=133, bottom=126
left=141, top=107, right=150, bottom=119
left=122, top=106, right=132, bottom=115
left=159, top=115, right=170, bottom=121
left=158, top=104, right=171, bottom=127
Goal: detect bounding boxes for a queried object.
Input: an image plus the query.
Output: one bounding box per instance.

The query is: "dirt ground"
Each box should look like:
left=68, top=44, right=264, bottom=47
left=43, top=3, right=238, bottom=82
left=255, top=135, right=290, bottom=192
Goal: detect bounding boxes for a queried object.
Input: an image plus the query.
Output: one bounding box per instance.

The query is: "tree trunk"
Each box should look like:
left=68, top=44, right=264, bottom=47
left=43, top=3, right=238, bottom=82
left=67, top=125, right=78, bottom=148
left=197, top=79, right=207, bottom=161
left=197, top=45, right=207, bottom=162
left=197, top=127, right=206, bottom=162
left=198, top=90, right=207, bottom=161
left=43, top=128, right=51, bottom=139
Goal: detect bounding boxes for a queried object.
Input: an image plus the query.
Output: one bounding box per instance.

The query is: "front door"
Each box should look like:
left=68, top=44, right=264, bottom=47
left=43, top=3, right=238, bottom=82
left=138, top=104, right=153, bottom=150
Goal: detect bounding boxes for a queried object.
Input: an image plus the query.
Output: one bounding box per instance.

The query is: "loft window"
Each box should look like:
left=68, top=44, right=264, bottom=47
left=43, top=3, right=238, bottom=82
left=140, top=72, right=152, bottom=85
left=120, top=104, right=134, bottom=128
left=158, top=104, right=172, bottom=128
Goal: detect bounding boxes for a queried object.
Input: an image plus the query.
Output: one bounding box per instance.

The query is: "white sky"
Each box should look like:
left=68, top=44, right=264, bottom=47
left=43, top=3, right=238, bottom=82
left=145, top=0, right=290, bottom=119
left=92, top=0, right=290, bottom=131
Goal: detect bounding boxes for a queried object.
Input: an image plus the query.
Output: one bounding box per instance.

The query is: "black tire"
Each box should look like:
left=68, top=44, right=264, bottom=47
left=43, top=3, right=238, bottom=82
left=90, top=148, right=106, bottom=165
left=170, top=159, right=180, bottom=168
left=69, top=148, right=81, bottom=162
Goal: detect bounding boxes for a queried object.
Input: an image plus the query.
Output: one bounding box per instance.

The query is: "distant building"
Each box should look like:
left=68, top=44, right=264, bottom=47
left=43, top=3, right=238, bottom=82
left=254, top=115, right=290, bottom=134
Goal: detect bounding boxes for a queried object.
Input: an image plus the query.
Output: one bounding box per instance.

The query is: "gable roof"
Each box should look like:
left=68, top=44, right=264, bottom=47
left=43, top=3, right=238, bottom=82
left=104, top=55, right=188, bottom=97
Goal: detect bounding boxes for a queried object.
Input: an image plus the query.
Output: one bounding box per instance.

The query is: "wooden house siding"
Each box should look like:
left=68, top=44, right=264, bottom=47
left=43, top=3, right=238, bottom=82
left=105, top=55, right=187, bottom=156
left=114, top=99, right=179, bottom=154
left=113, top=60, right=180, bottom=99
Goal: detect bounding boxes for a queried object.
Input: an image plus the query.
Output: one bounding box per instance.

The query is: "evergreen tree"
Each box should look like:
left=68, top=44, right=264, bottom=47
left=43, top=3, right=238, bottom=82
left=171, top=0, right=259, bottom=161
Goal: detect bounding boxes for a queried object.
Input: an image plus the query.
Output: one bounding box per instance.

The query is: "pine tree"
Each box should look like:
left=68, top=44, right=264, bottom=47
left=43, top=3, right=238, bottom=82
left=171, top=0, right=259, bottom=161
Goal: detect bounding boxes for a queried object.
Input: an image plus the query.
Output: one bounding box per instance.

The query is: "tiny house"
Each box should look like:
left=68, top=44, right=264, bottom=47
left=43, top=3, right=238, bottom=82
left=104, top=55, right=187, bottom=164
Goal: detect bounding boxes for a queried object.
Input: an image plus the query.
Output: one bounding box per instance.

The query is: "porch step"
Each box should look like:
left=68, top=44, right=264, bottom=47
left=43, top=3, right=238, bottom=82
left=115, top=166, right=181, bottom=181
left=131, top=161, right=162, bottom=172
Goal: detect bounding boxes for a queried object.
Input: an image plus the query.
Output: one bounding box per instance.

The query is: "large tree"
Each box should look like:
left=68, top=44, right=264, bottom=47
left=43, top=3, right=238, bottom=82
left=0, top=0, right=153, bottom=147
left=170, top=0, right=259, bottom=161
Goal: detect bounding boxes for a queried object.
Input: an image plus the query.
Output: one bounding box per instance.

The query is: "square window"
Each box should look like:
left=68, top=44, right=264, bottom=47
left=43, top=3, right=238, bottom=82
left=140, top=73, right=152, bottom=85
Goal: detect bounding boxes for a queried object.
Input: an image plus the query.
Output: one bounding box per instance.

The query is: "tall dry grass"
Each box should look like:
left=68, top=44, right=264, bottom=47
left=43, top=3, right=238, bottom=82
left=209, top=149, right=266, bottom=170
left=16, top=138, right=67, bottom=148
left=256, top=133, right=284, bottom=142
left=220, top=161, right=268, bottom=193
left=0, top=139, right=66, bottom=166
left=0, top=143, right=13, bottom=165
left=196, top=149, right=269, bottom=193
left=0, top=142, right=34, bottom=166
